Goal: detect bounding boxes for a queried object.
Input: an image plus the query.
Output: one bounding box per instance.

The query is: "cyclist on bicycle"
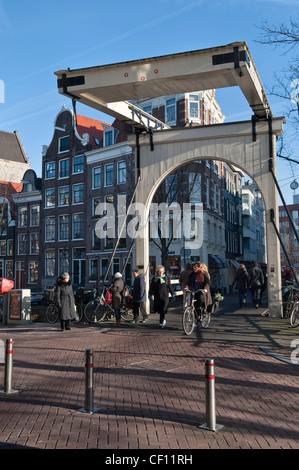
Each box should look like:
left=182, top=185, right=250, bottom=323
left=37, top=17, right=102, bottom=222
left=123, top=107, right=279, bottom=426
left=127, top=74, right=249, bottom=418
left=185, top=262, right=212, bottom=312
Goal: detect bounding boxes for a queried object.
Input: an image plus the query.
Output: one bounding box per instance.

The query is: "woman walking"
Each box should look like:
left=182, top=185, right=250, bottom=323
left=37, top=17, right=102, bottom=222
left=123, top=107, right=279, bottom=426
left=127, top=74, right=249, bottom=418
left=249, top=261, right=264, bottom=309
left=56, top=272, right=76, bottom=331
left=110, top=272, right=125, bottom=327
left=149, top=265, right=174, bottom=328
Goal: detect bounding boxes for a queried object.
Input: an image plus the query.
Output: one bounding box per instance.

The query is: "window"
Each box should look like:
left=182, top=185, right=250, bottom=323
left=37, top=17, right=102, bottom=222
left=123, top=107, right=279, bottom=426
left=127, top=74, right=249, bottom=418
left=59, top=159, right=69, bottom=178
left=104, top=130, right=113, bottom=147
left=165, top=97, right=176, bottom=124
left=103, top=128, right=119, bottom=147
left=105, top=164, right=114, bottom=186
left=166, top=175, right=178, bottom=203
left=59, top=249, right=69, bottom=274
left=93, top=167, right=101, bottom=188
left=18, top=207, right=27, bottom=227
left=59, top=215, right=69, bottom=241
left=45, top=216, right=55, bottom=241
left=30, top=205, right=40, bottom=226
left=92, top=197, right=101, bottom=217
left=142, top=104, right=152, bottom=115
left=189, top=173, right=202, bottom=203
left=59, top=136, right=69, bottom=153
left=92, top=230, right=101, bottom=250
left=189, top=94, right=201, bottom=120
left=58, top=186, right=69, bottom=206
left=117, top=161, right=126, bottom=184
left=72, top=183, right=84, bottom=204
left=30, top=233, right=39, bottom=254
left=7, top=240, right=13, bottom=256
left=73, top=213, right=84, bottom=239
left=29, top=261, right=38, bottom=283
left=101, top=259, right=108, bottom=280
left=45, top=188, right=55, bottom=208
left=73, top=155, right=84, bottom=173
left=45, top=249, right=55, bottom=277
left=89, top=259, right=97, bottom=281
left=18, top=234, right=27, bottom=254
left=0, top=240, right=6, bottom=256
left=45, top=162, right=55, bottom=179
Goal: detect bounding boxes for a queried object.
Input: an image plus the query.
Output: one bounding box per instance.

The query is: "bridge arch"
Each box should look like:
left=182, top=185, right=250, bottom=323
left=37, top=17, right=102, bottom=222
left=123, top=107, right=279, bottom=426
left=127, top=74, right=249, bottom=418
left=129, top=118, right=284, bottom=317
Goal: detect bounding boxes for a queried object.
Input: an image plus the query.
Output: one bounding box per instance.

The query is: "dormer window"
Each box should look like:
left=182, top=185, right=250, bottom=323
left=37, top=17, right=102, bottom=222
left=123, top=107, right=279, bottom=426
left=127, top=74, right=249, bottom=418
left=103, top=128, right=119, bottom=147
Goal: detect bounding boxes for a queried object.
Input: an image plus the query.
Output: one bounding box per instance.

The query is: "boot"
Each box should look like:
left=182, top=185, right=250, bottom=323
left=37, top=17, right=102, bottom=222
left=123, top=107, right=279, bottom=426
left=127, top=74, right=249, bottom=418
left=114, top=319, right=121, bottom=327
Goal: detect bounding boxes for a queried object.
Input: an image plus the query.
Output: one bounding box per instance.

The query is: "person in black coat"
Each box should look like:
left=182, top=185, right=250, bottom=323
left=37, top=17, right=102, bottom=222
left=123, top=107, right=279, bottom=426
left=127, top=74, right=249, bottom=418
left=149, top=265, right=174, bottom=328
left=110, top=272, right=125, bottom=326
left=56, top=272, right=76, bottom=331
left=132, top=269, right=148, bottom=323
left=233, top=264, right=250, bottom=308
left=248, top=261, right=264, bottom=309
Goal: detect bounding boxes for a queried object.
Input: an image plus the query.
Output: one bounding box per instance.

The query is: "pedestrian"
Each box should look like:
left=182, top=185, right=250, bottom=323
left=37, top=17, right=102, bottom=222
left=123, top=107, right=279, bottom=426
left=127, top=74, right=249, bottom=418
left=56, top=272, right=76, bottom=331
left=233, top=264, right=250, bottom=308
left=186, top=262, right=212, bottom=311
left=179, top=263, right=192, bottom=308
left=110, top=272, right=125, bottom=326
left=248, top=261, right=264, bottom=309
left=132, top=268, right=148, bottom=323
left=149, top=265, right=174, bottom=328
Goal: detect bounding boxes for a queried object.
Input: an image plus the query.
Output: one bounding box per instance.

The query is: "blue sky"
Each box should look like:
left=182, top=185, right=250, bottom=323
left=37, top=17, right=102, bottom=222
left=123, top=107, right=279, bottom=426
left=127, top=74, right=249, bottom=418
left=0, top=0, right=298, bottom=203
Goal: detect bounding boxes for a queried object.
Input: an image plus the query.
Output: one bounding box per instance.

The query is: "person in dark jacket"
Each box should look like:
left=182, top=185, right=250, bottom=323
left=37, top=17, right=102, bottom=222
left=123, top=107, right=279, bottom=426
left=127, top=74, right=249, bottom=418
left=186, top=262, right=212, bottom=311
left=233, top=264, right=250, bottom=308
left=110, top=272, right=125, bottom=326
left=248, top=261, right=264, bottom=309
left=149, top=265, right=174, bottom=328
left=56, top=272, right=76, bottom=331
left=132, top=269, right=148, bottom=323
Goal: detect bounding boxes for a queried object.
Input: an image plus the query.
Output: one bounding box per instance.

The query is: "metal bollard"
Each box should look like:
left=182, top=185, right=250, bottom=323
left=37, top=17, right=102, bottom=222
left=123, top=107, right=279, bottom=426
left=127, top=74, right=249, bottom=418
left=0, top=338, right=19, bottom=395
left=199, top=358, right=223, bottom=431
left=78, top=349, right=99, bottom=414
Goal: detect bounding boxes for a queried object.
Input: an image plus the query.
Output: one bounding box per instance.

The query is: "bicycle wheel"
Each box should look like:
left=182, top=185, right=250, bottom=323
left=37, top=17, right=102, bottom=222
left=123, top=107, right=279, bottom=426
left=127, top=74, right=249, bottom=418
left=182, top=307, right=195, bottom=335
left=84, top=300, right=107, bottom=324
left=284, top=294, right=294, bottom=319
left=72, top=302, right=83, bottom=324
left=46, top=303, right=59, bottom=323
left=290, top=304, right=299, bottom=328
left=121, top=306, right=134, bottom=322
left=200, top=310, right=211, bottom=328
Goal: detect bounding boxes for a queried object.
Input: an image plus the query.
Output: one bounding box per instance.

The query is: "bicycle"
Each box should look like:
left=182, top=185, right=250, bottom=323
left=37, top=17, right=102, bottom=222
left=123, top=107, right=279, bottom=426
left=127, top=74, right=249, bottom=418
left=46, top=301, right=83, bottom=324
left=83, top=286, right=134, bottom=324
left=182, top=289, right=211, bottom=335
left=290, top=302, right=299, bottom=328
left=282, top=281, right=299, bottom=319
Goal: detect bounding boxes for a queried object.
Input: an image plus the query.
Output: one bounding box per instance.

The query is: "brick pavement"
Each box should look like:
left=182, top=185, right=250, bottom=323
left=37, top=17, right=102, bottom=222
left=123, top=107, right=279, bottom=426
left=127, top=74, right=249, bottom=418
left=0, top=293, right=298, bottom=453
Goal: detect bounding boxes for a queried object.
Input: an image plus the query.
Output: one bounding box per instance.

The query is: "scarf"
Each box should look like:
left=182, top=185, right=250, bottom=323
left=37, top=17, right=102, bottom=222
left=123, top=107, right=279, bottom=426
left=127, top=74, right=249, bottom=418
left=154, top=274, right=166, bottom=284
left=196, top=269, right=205, bottom=284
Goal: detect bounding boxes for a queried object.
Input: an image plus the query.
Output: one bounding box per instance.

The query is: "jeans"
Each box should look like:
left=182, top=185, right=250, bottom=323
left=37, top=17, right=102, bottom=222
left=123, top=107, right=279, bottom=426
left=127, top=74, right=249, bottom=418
left=238, top=288, right=247, bottom=307
left=114, top=308, right=121, bottom=321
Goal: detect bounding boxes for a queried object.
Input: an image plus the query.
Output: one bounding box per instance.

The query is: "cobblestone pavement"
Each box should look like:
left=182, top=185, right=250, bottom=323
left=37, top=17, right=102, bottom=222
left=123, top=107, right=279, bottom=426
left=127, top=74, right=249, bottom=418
left=0, top=293, right=298, bottom=454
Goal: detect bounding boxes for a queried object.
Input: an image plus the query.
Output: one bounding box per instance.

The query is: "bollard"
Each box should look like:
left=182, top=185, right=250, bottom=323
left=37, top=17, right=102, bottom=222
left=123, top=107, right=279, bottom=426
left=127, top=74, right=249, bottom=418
left=78, top=349, right=99, bottom=414
left=199, top=358, right=223, bottom=431
left=0, top=338, right=19, bottom=395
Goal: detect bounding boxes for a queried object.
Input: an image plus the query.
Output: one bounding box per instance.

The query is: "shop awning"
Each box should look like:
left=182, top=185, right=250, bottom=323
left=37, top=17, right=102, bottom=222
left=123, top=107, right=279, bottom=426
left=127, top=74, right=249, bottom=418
left=229, top=259, right=240, bottom=268
left=208, top=254, right=228, bottom=269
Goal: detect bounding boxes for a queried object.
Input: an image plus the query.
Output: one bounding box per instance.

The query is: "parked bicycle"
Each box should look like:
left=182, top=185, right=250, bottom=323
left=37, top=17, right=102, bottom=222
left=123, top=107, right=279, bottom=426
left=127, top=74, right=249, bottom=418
left=84, top=286, right=134, bottom=324
left=282, top=280, right=299, bottom=319
left=182, top=289, right=211, bottom=335
left=290, top=302, right=299, bottom=328
left=46, top=301, right=83, bottom=324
